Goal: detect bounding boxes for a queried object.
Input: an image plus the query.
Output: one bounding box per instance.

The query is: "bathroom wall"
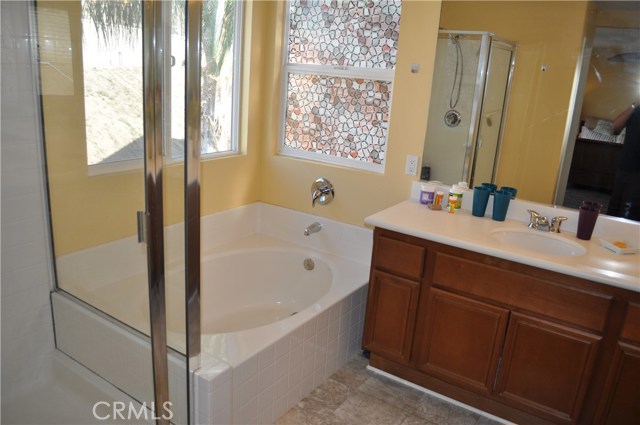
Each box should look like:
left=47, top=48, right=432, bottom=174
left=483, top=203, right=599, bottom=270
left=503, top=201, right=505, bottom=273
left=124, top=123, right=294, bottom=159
left=1, top=0, right=56, bottom=401
left=40, top=1, right=263, bottom=256
left=440, top=0, right=591, bottom=204
left=41, top=0, right=444, bottom=254
left=257, top=0, right=443, bottom=227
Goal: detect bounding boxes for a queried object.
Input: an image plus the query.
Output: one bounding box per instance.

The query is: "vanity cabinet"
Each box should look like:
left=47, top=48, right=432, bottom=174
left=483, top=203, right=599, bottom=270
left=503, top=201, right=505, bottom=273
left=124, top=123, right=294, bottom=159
left=363, top=228, right=640, bottom=425
left=362, top=231, right=426, bottom=364
left=595, top=303, right=640, bottom=424
left=416, top=288, right=508, bottom=396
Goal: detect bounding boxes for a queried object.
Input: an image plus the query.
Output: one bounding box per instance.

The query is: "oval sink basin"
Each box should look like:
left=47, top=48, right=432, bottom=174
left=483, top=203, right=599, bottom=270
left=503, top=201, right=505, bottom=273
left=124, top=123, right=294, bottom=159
left=490, top=228, right=587, bottom=257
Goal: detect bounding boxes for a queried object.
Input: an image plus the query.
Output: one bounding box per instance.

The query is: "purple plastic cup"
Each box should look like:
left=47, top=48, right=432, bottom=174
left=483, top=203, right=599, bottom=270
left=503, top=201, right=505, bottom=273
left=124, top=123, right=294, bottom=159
left=576, top=206, right=599, bottom=240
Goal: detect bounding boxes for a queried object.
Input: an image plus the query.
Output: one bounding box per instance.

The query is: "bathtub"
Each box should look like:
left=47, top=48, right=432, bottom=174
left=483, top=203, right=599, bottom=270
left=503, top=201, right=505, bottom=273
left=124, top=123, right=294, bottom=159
left=52, top=202, right=372, bottom=424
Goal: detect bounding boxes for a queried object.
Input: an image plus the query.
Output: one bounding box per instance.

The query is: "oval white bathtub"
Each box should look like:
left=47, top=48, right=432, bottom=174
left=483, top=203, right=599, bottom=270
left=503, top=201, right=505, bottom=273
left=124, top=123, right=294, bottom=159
left=52, top=203, right=373, bottom=424
left=195, top=248, right=332, bottom=334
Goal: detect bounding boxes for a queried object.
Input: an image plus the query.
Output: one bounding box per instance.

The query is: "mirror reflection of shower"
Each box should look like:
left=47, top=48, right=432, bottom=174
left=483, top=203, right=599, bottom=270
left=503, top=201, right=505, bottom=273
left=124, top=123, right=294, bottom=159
left=445, top=33, right=464, bottom=127
left=423, top=30, right=516, bottom=187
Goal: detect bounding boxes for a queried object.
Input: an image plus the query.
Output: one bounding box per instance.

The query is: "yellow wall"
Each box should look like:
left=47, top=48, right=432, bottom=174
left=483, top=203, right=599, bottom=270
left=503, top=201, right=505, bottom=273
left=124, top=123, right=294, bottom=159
left=43, top=0, right=443, bottom=256
left=40, top=1, right=262, bottom=256
left=440, top=1, right=590, bottom=203
left=257, top=0, right=442, bottom=226
left=581, top=9, right=640, bottom=120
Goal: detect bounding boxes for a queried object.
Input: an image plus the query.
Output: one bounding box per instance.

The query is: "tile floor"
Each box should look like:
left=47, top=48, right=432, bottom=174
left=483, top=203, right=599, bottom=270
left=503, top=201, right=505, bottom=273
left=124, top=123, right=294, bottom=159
left=276, top=354, right=503, bottom=425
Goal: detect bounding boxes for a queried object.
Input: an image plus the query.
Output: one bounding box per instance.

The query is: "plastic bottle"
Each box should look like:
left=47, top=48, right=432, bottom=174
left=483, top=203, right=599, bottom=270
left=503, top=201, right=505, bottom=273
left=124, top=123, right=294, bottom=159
left=420, top=183, right=436, bottom=205
left=448, top=184, right=464, bottom=209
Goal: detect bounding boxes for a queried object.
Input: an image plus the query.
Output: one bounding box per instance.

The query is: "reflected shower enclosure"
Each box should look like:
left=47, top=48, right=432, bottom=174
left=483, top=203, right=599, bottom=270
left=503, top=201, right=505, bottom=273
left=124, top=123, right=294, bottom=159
left=423, top=30, right=515, bottom=187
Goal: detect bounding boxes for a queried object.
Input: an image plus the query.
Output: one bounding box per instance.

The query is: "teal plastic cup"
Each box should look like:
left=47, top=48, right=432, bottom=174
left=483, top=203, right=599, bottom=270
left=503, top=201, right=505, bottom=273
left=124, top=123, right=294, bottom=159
left=472, top=186, right=491, bottom=217
left=501, top=186, right=518, bottom=199
left=492, top=189, right=512, bottom=221
left=481, top=182, right=498, bottom=194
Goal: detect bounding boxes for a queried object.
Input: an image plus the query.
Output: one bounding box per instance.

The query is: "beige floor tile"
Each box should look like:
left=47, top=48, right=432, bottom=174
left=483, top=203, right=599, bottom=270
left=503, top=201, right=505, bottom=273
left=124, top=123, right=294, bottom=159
left=308, top=378, right=355, bottom=410
left=414, top=393, right=481, bottom=425
left=358, top=373, right=425, bottom=414
left=277, top=354, right=504, bottom=425
left=333, top=391, right=409, bottom=425
left=330, top=355, right=370, bottom=389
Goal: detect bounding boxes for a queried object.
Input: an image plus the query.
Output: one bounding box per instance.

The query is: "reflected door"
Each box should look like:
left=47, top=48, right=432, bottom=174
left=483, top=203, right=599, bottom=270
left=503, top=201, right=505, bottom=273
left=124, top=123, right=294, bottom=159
left=471, top=42, right=515, bottom=187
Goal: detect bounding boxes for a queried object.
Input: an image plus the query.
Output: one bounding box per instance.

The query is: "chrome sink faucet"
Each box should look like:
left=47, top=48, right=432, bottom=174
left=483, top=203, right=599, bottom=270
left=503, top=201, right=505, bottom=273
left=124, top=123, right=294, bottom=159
left=527, top=210, right=567, bottom=233
left=304, top=222, right=323, bottom=236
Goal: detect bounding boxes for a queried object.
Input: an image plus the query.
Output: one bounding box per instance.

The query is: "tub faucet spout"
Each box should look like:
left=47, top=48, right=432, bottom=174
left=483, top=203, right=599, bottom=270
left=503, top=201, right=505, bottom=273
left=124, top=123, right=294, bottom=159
left=304, top=222, right=323, bottom=236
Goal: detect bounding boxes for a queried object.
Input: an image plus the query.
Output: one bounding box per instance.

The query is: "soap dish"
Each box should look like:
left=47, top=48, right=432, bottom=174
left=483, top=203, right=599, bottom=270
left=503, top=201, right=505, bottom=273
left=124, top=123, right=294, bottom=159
left=599, top=238, right=639, bottom=255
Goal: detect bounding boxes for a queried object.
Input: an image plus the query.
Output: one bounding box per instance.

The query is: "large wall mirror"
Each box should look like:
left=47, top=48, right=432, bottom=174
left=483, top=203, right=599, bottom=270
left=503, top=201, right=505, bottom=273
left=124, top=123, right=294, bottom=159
left=421, top=0, right=639, bottom=221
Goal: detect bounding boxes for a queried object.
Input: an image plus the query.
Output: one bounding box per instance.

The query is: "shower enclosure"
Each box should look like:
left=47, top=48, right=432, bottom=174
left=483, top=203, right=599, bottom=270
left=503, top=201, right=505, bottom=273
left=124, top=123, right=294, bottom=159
left=33, top=0, right=223, bottom=422
left=423, top=30, right=516, bottom=187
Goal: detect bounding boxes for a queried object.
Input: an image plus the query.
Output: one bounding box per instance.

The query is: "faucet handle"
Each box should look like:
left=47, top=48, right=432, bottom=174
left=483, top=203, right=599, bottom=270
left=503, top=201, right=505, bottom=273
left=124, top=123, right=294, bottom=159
left=527, top=210, right=540, bottom=228
left=311, top=178, right=334, bottom=207
left=550, top=216, right=568, bottom=233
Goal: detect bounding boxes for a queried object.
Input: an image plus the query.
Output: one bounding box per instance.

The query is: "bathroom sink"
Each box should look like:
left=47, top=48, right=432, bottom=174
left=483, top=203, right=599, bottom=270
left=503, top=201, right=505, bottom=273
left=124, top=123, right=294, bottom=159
left=490, top=228, right=587, bottom=257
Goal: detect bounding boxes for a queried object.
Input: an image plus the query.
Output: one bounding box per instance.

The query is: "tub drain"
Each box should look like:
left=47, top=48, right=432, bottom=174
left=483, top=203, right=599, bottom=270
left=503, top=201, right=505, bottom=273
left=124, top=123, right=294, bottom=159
left=303, top=258, right=315, bottom=271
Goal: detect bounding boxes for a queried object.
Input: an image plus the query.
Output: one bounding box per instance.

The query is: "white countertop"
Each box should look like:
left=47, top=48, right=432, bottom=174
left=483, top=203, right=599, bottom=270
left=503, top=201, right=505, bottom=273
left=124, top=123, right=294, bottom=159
left=365, top=200, right=640, bottom=293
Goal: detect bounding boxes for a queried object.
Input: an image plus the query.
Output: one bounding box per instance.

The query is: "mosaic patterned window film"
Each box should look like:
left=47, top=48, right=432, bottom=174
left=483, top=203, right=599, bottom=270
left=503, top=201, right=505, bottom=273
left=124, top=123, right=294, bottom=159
left=281, top=0, right=402, bottom=169
left=287, top=0, right=401, bottom=69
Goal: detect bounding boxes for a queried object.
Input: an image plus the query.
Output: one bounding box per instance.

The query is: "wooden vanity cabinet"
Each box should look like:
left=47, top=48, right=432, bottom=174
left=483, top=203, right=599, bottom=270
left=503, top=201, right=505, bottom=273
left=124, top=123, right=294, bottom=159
left=362, top=230, right=427, bottom=364
left=416, top=288, right=509, bottom=396
left=595, top=302, right=640, bottom=424
left=363, top=228, right=640, bottom=425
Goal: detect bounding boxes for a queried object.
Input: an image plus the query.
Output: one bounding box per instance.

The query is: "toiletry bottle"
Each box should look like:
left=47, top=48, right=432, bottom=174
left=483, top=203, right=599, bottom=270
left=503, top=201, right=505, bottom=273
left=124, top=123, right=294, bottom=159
left=420, top=184, right=429, bottom=205
left=434, top=191, right=444, bottom=206
left=448, top=195, right=457, bottom=213
left=449, top=184, right=464, bottom=209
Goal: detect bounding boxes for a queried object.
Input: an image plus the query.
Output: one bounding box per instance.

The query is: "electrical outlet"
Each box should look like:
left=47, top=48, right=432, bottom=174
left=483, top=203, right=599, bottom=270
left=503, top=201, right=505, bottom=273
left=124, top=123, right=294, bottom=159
left=405, top=155, right=419, bottom=176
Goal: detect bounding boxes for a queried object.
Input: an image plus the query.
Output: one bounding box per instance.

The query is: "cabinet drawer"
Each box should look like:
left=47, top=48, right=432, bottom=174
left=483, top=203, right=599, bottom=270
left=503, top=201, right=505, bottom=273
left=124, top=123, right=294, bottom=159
left=621, top=302, right=640, bottom=343
left=374, top=234, right=426, bottom=280
left=432, top=252, right=611, bottom=332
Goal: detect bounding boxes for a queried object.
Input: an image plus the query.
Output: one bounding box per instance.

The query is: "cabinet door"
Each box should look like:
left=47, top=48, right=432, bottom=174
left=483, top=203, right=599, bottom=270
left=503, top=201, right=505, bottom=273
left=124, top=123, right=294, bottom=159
left=416, top=288, right=509, bottom=395
left=363, top=270, right=420, bottom=364
left=597, top=342, right=640, bottom=425
left=495, top=312, right=601, bottom=424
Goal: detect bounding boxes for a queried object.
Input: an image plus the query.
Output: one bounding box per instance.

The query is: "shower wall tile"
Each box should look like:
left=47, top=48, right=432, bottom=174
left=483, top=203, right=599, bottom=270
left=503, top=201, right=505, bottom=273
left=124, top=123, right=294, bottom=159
left=0, top=0, right=56, bottom=402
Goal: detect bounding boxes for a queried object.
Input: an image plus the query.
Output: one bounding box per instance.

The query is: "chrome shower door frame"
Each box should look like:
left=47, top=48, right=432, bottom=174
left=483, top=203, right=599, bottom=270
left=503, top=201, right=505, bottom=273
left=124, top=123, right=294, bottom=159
left=142, top=2, right=171, bottom=422
left=143, top=1, right=202, bottom=423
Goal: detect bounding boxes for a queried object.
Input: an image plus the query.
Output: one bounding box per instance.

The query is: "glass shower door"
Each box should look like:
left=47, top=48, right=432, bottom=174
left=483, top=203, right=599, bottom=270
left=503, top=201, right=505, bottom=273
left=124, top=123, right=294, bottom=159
left=37, top=0, right=200, bottom=422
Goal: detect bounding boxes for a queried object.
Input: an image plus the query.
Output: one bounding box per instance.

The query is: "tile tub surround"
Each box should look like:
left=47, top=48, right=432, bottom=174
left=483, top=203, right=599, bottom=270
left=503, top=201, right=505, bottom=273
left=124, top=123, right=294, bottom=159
left=195, top=286, right=368, bottom=424
left=52, top=202, right=373, bottom=424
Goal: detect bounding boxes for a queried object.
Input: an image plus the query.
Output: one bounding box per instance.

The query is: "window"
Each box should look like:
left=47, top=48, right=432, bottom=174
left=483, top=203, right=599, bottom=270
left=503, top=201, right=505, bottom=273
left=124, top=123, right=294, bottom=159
left=280, top=0, right=401, bottom=172
left=82, top=0, right=242, bottom=173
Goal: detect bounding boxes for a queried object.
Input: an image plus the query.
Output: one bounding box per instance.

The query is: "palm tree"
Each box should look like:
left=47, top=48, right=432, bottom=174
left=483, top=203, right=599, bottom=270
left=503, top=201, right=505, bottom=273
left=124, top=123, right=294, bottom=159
left=82, top=0, right=236, bottom=151
left=200, top=0, right=235, bottom=151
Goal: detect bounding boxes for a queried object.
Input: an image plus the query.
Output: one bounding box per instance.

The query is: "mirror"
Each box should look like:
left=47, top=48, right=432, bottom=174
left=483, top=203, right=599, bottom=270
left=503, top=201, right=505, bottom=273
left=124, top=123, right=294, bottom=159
left=421, top=0, right=640, bottom=221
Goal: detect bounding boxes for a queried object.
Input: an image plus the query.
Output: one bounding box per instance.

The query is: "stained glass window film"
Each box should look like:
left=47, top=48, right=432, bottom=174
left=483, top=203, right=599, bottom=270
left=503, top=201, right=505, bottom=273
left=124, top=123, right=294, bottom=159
left=287, top=0, right=401, bottom=69
left=281, top=0, right=402, bottom=170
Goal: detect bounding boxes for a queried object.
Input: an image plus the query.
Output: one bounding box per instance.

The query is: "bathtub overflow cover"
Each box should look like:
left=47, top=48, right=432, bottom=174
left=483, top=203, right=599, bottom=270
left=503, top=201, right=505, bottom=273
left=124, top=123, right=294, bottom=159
left=303, top=258, right=315, bottom=271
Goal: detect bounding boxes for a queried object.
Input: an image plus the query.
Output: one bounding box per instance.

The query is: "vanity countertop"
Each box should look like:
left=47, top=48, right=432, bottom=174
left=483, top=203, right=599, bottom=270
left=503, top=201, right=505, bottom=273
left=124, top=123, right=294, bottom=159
left=365, top=200, right=640, bottom=293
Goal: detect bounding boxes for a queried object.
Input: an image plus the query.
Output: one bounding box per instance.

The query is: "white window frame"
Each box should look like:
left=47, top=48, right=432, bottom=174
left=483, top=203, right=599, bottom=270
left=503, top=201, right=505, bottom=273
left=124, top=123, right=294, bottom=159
left=88, top=0, right=243, bottom=176
left=278, top=0, right=397, bottom=174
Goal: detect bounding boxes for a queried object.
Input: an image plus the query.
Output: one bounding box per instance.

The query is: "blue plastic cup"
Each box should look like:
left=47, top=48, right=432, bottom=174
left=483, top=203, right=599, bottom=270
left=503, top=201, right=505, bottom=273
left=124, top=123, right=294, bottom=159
left=481, top=182, right=498, bottom=194
left=492, top=189, right=512, bottom=221
left=472, top=186, right=492, bottom=217
left=501, top=186, right=518, bottom=199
